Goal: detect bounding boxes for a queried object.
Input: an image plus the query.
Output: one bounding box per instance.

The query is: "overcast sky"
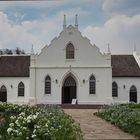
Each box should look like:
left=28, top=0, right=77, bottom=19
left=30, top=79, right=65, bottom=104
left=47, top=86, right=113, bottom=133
left=0, top=0, right=140, bottom=54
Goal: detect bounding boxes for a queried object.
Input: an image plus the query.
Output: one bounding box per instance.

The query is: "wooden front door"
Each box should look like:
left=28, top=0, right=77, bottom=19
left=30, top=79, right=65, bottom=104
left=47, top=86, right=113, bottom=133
left=62, top=75, right=76, bottom=104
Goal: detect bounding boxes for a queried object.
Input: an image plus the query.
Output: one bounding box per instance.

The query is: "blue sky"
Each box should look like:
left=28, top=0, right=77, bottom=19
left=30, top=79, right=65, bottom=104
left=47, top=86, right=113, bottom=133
left=0, top=0, right=140, bottom=54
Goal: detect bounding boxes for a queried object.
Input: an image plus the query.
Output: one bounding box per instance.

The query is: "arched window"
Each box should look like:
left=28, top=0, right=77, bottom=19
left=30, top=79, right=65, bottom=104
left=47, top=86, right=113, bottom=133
left=1, top=85, right=7, bottom=92
left=18, top=82, right=24, bottom=96
left=66, top=43, right=74, bottom=59
left=130, top=85, right=137, bottom=103
left=0, top=85, right=7, bottom=102
left=89, top=75, right=96, bottom=94
left=45, top=75, right=51, bottom=94
left=112, top=82, right=118, bottom=97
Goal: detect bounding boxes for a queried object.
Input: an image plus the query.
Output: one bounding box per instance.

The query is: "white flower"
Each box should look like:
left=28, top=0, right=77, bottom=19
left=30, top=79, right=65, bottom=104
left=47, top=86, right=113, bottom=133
left=23, top=127, right=27, bottom=130
left=33, top=115, right=37, bottom=120
left=9, top=123, right=14, bottom=127
left=10, top=116, right=16, bottom=120
left=31, top=134, right=36, bottom=138
left=13, top=130, right=18, bottom=134
left=36, top=112, right=39, bottom=115
left=45, top=123, right=48, bottom=127
left=7, top=128, right=13, bottom=134
left=27, top=119, right=31, bottom=123
left=34, top=125, right=40, bottom=129
left=20, top=112, right=25, bottom=116
left=27, top=115, right=32, bottom=120
left=19, top=132, right=22, bottom=136
left=15, top=120, right=20, bottom=126
left=33, top=129, right=36, bottom=133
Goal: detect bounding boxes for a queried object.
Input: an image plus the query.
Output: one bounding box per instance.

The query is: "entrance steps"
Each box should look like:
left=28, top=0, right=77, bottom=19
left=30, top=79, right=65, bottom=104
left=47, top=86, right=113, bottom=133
left=60, top=104, right=104, bottom=109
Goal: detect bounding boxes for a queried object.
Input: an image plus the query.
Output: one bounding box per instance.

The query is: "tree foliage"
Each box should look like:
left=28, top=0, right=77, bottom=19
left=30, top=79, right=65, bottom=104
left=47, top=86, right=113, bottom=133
left=0, top=48, right=25, bottom=55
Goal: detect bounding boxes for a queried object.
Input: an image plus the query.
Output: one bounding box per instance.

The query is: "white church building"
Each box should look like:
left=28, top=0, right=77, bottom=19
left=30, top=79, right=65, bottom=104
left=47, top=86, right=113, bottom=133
left=0, top=15, right=140, bottom=105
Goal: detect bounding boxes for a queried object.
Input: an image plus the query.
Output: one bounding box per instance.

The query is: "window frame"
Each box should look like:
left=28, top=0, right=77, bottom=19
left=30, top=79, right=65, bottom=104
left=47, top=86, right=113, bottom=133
left=66, top=43, right=75, bottom=59
left=0, top=85, right=7, bottom=92
left=18, top=82, right=25, bottom=97
left=112, top=82, right=118, bottom=97
left=89, top=75, right=96, bottom=94
left=45, top=75, right=51, bottom=94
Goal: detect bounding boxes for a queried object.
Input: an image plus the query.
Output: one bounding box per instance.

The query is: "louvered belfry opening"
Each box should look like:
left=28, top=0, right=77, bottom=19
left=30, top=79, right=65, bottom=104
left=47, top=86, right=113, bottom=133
left=62, top=75, right=76, bottom=104
left=130, top=85, right=137, bottom=103
left=0, top=85, right=7, bottom=102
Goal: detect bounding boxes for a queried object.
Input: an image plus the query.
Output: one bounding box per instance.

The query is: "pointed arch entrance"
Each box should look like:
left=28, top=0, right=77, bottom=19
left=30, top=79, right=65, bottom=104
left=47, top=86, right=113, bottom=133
left=130, top=85, right=137, bottom=103
left=0, top=85, right=7, bottom=102
left=62, top=75, right=77, bottom=104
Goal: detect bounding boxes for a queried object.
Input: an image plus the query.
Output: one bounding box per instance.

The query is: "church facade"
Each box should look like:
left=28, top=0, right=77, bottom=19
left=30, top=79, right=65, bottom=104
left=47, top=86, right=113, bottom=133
left=0, top=15, right=140, bottom=105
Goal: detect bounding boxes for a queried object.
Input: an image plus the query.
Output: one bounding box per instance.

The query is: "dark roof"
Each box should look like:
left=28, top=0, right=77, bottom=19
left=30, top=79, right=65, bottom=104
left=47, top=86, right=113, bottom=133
left=0, top=56, right=30, bottom=77
left=111, top=55, right=140, bottom=77
left=0, top=55, right=140, bottom=77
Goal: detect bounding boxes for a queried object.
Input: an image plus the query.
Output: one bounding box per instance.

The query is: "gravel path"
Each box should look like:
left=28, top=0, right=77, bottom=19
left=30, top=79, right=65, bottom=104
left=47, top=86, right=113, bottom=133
left=64, top=109, right=137, bottom=140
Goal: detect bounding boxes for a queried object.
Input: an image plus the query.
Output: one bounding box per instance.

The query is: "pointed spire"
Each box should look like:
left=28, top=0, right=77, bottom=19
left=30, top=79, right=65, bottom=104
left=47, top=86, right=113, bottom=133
left=107, top=43, right=111, bottom=54
left=133, top=42, right=137, bottom=52
left=63, top=14, right=66, bottom=29
left=75, top=14, right=78, bottom=29
left=31, top=44, right=34, bottom=55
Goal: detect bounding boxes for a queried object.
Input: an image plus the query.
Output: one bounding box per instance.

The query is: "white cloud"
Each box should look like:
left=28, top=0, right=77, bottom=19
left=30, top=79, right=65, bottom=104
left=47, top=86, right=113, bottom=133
left=0, top=12, right=43, bottom=53
left=0, top=8, right=88, bottom=53
left=0, top=1, right=63, bottom=10
left=102, top=0, right=140, bottom=15
left=82, top=14, right=140, bottom=54
left=0, top=0, right=98, bottom=10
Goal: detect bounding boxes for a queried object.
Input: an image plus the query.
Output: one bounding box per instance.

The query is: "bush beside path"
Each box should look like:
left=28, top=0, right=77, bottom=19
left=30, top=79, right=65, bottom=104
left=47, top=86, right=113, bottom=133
left=64, top=109, right=136, bottom=140
left=0, top=103, right=83, bottom=140
left=96, top=103, right=140, bottom=139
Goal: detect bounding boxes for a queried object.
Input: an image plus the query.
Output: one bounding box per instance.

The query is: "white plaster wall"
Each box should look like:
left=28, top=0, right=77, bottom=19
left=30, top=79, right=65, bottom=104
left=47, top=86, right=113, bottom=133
left=112, top=77, right=140, bottom=103
left=35, top=67, right=112, bottom=105
left=35, top=26, right=110, bottom=68
left=0, top=77, right=29, bottom=104
left=29, top=25, right=112, bottom=105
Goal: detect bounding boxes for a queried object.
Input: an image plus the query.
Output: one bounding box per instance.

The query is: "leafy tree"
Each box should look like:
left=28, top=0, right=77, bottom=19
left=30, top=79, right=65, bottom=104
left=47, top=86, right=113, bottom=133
left=0, top=50, right=3, bottom=55
left=15, top=47, right=21, bottom=54
left=15, top=48, right=25, bottom=54
left=4, top=49, right=13, bottom=55
left=21, top=50, right=25, bottom=54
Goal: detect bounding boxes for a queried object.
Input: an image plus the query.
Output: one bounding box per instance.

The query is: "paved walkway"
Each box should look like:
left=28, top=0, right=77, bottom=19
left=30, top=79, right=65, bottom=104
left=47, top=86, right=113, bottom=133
left=64, top=109, right=137, bottom=140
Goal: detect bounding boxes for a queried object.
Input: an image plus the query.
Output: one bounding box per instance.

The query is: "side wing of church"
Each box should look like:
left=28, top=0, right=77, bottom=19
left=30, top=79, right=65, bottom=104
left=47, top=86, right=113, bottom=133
left=0, top=15, right=140, bottom=105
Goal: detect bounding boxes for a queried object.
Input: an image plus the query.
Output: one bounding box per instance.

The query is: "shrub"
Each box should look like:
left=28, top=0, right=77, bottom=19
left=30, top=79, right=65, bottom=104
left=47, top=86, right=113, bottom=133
left=96, top=104, right=140, bottom=139
left=0, top=102, right=83, bottom=140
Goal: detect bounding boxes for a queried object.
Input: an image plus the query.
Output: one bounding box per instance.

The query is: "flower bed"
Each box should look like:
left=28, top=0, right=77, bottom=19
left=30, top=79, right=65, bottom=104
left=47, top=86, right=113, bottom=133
left=96, top=103, right=140, bottom=139
left=0, top=102, right=83, bottom=140
left=128, top=102, right=140, bottom=109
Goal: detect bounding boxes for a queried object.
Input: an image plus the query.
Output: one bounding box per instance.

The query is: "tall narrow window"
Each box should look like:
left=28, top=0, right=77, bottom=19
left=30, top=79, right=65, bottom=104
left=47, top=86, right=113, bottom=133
left=0, top=85, right=7, bottom=102
left=45, top=75, right=51, bottom=94
left=89, top=75, right=96, bottom=94
left=66, top=43, right=74, bottom=59
left=112, top=82, right=118, bottom=97
left=1, top=85, right=7, bottom=92
left=130, top=85, right=137, bottom=103
left=18, top=82, right=24, bottom=96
